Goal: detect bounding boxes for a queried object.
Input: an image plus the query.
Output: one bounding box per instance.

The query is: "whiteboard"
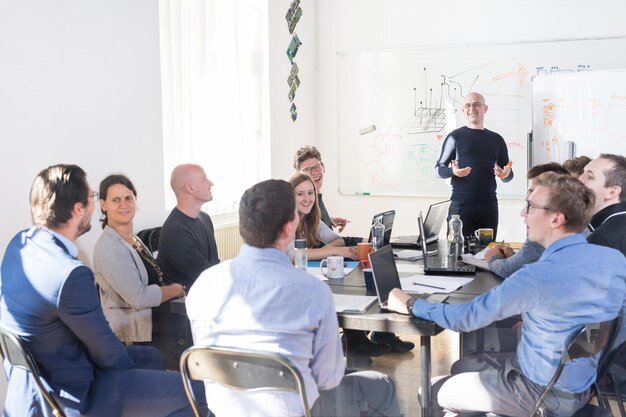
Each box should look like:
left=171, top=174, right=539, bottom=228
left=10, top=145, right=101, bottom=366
left=532, top=68, right=626, bottom=164
left=337, top=38, right=626, bottom=198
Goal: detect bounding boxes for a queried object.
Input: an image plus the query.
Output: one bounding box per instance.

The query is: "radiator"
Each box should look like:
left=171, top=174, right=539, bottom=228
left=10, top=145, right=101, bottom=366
left=214, top=222, right=244, bottom=260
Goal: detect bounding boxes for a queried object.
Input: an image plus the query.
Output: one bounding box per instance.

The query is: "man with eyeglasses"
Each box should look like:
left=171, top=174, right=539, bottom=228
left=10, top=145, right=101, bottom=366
left=292, top=145, right=415, bottom=356
left=387, top=172, right=626, bottom=416
left=0, top=164, right=208, bottom=417
left=293, top=145, right=352, bottom=235
left=435, top=92, right=514, bottom=239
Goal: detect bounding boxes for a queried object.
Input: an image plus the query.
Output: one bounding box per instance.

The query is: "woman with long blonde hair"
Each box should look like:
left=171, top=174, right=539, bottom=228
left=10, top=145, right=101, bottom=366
left=288, top=173, right=357, bottom=260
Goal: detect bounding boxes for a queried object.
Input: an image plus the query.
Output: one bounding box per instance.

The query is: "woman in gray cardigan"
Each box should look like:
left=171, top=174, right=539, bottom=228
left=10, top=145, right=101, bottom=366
left=93, top=175, right=185, bottom=345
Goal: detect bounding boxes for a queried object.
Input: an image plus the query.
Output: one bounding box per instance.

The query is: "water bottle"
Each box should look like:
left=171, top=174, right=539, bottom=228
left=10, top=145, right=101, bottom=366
left=447, top=215, right=464, bottom=265
left=294, top=239, right=308, bottom=271
left=371, top=217, right=385, bottom=250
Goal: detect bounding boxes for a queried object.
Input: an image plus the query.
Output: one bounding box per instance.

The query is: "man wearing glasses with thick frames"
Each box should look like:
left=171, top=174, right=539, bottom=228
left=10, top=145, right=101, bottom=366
left=388, top=172, right=626, bottom=416
left=435, top=92, right=514, bottom=239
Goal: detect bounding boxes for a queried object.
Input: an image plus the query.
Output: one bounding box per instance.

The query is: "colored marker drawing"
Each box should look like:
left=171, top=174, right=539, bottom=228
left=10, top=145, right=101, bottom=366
left=363, top=129, right=402, bottom=187
left=406, top=144, right=434, bottom=182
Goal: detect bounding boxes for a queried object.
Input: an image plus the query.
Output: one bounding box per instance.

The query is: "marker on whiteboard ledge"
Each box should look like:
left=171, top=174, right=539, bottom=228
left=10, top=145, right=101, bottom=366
left=359, top=125, right=376, bottom=135
left=355, top=192, right=371, bottom=196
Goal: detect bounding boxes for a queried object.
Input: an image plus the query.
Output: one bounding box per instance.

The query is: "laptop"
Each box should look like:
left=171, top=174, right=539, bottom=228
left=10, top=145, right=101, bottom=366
left=391, top=200, right=451, bottom=249
left=368, top=245, right=448, bottom=310
left=367, top=210, right=395, bottom=246
left=418, top=213, right=475, bottom=276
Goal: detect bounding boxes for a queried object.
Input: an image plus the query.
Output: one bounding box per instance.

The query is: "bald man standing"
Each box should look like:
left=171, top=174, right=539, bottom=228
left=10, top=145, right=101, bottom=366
left=158, top=164, right=220, bottom=288
left=435, top=92, right=514, bottom=239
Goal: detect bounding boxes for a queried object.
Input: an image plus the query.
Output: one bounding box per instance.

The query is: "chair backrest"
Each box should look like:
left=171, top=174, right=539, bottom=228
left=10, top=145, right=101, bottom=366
left=0, top=323, right=66, bottom=417
left=180, top=345, right=312, bottom=417
left=136, top=227, right=161, bottom=254
left=531, top=319, right=619, bottom=417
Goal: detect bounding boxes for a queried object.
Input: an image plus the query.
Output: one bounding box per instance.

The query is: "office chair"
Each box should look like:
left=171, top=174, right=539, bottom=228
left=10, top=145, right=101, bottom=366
left=0, top=323, right=67, bottom=417
left=180, top=345, right=312, bottom=417
left=530, top=319, right=618, bottom=417
left=593, top=315, right=626, bottom=417
left=136, top=226, right=161, bottom=254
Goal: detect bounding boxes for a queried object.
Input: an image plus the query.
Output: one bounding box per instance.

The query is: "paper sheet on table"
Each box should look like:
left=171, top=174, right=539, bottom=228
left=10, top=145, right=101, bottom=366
left=394, top=249, right=438, bottom=261
left=400, top=275, right=474, bottom=294
left=460, top=253, right=490, bottom=271
left=332, top=294, right=377, bottom=313
left=473, top=247, right=490, bottom=260
left=311, top=274, right=329, bottom=281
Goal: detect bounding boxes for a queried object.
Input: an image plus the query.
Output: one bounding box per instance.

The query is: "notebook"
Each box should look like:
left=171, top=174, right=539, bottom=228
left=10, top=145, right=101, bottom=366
left=418, top=213, right=475, bottom=276
left=391, top=200, right=451, bottom=249
left=368, top=245, right=432, bottom=310
left=366, top=210, right=395, bottom=246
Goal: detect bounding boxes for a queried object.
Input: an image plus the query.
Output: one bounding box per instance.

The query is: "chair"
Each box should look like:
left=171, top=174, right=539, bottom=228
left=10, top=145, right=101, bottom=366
left=595, top=316, right=626, bottom=417
left=136, top=226, right=161, bottom=254
left=0, top=323, right=67, bottom=417
left=180, top=345, right=312, bottom=417
left=530, top=319, right=618, bottom=417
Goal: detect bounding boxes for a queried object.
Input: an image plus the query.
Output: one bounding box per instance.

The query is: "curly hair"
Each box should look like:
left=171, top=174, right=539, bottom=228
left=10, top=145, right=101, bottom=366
left=293, top=145, right=323, bottom=171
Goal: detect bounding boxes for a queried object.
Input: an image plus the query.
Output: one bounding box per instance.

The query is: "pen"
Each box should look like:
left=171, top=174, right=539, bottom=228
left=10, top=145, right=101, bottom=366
left=355, top=192, right=370, bottom=196
left=412, top=282, right=446, bottom=290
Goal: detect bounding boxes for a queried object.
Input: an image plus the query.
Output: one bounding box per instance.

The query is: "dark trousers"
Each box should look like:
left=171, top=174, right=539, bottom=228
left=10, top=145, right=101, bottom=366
left=448, top=199, right=499, bottom=240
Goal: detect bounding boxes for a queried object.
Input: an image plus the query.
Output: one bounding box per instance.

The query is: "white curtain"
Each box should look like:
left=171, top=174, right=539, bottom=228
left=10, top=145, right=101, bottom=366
left=159, top=0, right=269, bottom=214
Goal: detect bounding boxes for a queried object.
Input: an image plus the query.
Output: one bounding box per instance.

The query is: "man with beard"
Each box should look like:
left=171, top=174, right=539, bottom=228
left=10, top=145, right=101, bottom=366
left=0, top=164, right=206, bottom=417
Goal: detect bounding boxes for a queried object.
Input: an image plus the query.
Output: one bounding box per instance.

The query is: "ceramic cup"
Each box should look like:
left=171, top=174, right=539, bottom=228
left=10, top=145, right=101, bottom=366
left=474, top=228, right=494, bottom=246
left=320, top=256, right=344, bottom=279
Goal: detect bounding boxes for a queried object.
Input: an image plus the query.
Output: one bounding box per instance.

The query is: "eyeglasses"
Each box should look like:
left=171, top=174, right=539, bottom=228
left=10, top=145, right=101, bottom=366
left=462, top=102, right=484, bottom=110
left=301, top=163, right=323, bottom=174
left=89, top=191, right=99, bottom=201
left=525, top=200, right=556, bottom=214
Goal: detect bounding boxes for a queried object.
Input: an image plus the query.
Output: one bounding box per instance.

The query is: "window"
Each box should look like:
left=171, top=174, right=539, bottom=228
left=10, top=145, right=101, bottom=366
left=159, top=0, right=270, bottom=215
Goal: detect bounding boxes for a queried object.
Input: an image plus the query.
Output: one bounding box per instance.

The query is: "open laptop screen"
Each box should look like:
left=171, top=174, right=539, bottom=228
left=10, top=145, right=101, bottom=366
left=367, top=210, right=395, bottom=245
left=368, top=245, right=401, bottom=306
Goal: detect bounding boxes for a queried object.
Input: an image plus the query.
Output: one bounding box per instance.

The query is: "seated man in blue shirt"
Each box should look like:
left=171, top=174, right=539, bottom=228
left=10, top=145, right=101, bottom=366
left=186, top=179, right=400, bottom=417
left=388, top=172, right=626, bottom=417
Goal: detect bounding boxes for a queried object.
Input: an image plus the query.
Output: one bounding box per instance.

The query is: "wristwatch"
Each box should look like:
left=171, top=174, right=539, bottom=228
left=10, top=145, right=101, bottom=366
left=405, top=296, right=417, bottom=315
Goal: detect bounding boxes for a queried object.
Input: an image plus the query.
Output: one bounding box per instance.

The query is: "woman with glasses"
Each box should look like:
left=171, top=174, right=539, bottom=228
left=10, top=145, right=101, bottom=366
left=288, top=172, right=358, bottom=260
left=93, top=174, right=185, bottom=367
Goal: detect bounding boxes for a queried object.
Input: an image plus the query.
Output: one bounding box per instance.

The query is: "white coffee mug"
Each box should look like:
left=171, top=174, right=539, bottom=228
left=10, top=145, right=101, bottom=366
left=320, top=256, right=344, bottom=279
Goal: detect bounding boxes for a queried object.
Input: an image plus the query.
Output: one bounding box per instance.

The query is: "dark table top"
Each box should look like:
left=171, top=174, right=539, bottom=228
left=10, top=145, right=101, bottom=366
left=170, top=242, right=503, bottom=336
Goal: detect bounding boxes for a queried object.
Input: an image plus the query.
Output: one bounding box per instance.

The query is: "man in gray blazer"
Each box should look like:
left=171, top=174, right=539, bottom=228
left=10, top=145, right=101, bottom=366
left=0, top=164, right=207, bottom=417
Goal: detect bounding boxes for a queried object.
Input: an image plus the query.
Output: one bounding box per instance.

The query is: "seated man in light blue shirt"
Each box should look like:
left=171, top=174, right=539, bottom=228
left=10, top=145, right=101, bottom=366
left=388, top=172, right=626, bottom=417
left=186, top=179, right=400, bottom=417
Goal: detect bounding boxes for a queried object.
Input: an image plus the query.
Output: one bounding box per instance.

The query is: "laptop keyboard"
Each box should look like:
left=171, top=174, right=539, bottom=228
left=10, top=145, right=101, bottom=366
left=393, top=235, right=418, bottom=244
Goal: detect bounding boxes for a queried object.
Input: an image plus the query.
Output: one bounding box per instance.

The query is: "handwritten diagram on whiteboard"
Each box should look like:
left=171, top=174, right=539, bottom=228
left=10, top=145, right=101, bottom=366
left=532, top=69, right=626, bottom=165
left=337, top=38, right=626, bottom=198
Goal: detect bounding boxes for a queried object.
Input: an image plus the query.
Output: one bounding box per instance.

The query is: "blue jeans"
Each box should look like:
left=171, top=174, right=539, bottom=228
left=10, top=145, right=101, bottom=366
left=448, top=200, right=499, bottom=240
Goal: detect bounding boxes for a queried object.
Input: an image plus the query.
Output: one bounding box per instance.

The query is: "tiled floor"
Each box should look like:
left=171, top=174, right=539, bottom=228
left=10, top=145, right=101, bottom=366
left=358, top=330, right=459, bottom=417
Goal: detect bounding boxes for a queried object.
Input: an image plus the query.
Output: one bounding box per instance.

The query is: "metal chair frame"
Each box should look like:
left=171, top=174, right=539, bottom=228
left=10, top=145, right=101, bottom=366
left=0, top=323, right=66, bottom=417
left=531, top=319, right=618, bottom=417
left=180, top=345, right=312, bottom=417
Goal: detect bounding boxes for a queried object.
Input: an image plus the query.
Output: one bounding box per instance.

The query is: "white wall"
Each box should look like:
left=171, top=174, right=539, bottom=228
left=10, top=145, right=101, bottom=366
left=1, top=0, right=626, bottom=409
left=0, top=0, right=166, bottom=261
left=0, top=0, right=166, bottom=407
left=314, top=0, right=626, bottom=241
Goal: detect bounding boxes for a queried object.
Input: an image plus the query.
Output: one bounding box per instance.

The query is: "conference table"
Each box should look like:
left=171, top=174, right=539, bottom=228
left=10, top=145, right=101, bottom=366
left=170, top=243, right=503, bottom=417
left=325, top=246, right=502, bottom=417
